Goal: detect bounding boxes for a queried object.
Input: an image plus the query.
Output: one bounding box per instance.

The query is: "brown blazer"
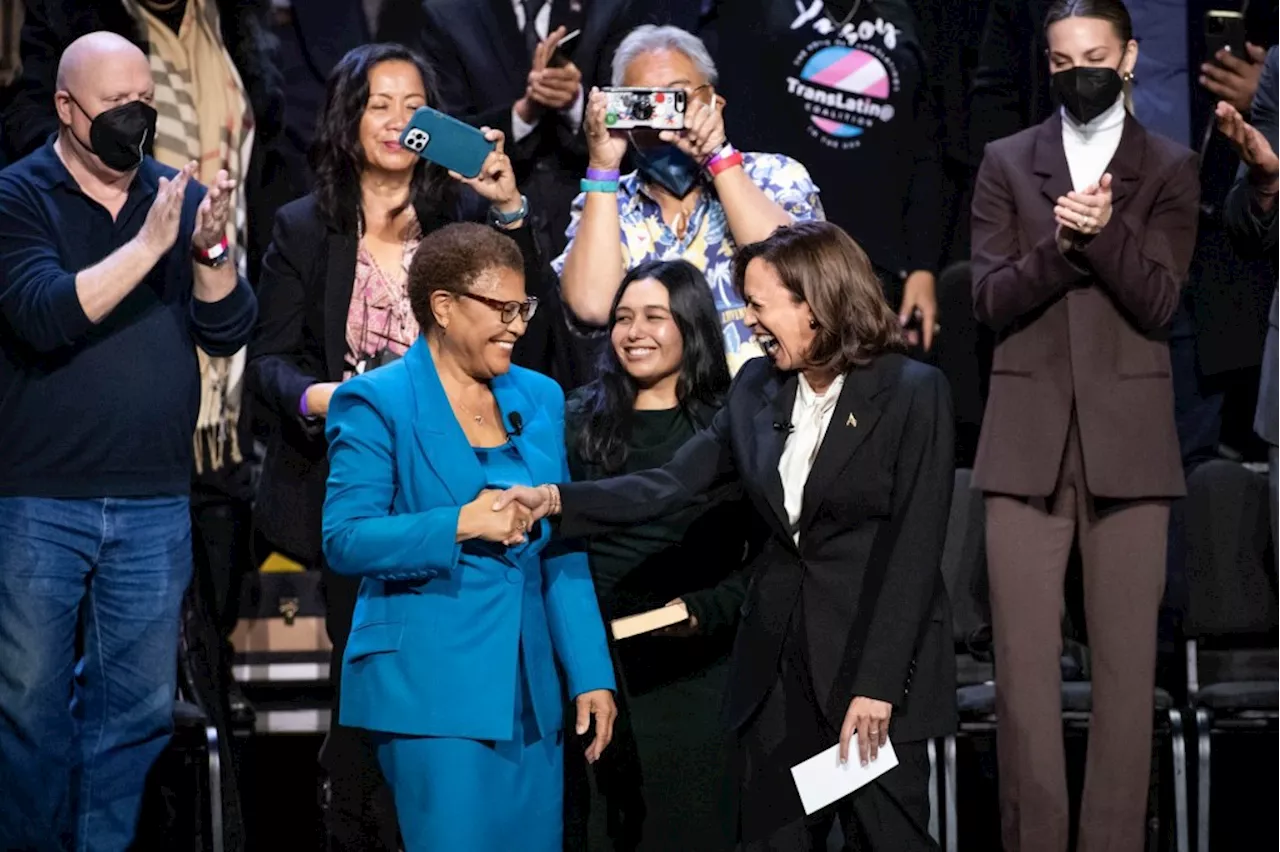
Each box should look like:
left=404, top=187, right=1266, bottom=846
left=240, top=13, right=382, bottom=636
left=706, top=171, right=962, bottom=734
left=970, top=112, right=1200, bottom=499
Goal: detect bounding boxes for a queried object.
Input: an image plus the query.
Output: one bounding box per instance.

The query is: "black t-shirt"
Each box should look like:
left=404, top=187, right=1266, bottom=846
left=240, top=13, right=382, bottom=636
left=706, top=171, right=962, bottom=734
left=707, top=0, right=943, bottom=279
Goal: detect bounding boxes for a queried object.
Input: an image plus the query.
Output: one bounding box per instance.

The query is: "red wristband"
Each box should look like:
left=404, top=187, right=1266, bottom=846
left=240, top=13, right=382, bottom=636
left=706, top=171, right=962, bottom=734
left=193, top=236, right=230, bottom=267
left=706, top=144, right=743, bottom=178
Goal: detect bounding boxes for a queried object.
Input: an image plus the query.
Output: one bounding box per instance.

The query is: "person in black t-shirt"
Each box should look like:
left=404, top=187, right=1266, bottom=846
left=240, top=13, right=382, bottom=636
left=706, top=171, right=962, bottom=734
left=703, top=0, right=944, bottom=351
left=563, top=259, right=750, bottom=851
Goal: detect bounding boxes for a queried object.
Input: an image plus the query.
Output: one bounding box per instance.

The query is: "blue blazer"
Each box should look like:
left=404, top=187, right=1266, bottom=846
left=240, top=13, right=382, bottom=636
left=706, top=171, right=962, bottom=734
left=322, top=340, right=614, bottom=741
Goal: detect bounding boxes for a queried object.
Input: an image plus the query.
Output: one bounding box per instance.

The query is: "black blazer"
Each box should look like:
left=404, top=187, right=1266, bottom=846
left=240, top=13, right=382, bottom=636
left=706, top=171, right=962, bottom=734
left=247, top=192, right=569, bottom=562
left=556, top=354, right=958, bottom=742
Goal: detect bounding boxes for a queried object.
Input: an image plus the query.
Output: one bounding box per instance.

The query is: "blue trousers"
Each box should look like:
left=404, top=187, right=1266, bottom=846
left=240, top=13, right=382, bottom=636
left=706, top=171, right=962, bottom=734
left=0, top=496, right=191, bottom=852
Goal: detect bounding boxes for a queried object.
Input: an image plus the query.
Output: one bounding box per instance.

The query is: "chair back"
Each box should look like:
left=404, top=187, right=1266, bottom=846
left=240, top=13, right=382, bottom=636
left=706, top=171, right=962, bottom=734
left=1184, top=460, right=1278, bottom=640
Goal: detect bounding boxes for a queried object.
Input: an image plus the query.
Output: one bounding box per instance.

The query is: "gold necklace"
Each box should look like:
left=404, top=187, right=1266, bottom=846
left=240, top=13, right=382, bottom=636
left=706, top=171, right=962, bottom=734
left=451, top=392, right=489, bottom=426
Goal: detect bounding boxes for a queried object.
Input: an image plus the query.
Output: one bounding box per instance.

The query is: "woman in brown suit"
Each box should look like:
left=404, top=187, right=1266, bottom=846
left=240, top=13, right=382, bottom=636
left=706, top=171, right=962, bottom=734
left=969, top=1, right=1200, bottom=850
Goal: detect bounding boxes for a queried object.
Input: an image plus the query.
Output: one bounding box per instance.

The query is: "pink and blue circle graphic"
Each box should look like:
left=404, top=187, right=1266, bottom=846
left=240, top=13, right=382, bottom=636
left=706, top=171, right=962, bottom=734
left=798, top=46, right=890, bottom=138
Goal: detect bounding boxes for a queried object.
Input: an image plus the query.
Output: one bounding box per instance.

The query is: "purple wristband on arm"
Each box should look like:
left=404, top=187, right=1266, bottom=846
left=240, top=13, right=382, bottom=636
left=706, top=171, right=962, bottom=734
left=586, top=167, right=621, bottom=182
left=299, top=389, right=310, bottom=417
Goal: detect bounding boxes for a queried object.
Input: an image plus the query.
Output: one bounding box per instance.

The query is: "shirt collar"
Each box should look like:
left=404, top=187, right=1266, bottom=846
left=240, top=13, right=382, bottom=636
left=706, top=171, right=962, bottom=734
left=796, top=372, right=844, bottom=412
left=28, top=133, right=160, bottom=198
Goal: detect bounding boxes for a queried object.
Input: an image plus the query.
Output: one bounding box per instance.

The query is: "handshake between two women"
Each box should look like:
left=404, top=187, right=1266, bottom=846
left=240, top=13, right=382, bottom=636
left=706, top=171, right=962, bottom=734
left=455, top=485, right=561, bottom=548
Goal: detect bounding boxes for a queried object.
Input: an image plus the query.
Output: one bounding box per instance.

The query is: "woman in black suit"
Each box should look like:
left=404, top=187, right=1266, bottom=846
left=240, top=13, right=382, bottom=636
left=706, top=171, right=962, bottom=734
left=247, top=42, right=565, bottom=852
left=498, top=221, right=956, bottom=850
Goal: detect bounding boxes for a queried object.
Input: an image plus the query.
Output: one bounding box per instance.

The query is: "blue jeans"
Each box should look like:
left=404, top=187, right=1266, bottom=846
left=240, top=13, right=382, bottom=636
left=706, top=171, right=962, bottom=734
left=0, top=496, right=191, bottom=852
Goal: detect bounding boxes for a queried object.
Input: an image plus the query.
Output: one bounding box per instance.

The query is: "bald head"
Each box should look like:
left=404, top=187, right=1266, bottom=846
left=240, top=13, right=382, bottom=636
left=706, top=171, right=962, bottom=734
left=57, top=32, right=148, bottom=93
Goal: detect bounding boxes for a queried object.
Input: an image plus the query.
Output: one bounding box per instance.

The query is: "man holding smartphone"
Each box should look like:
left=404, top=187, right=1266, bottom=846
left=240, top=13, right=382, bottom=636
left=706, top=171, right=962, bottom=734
left=406, top=0, right=650, bottom=265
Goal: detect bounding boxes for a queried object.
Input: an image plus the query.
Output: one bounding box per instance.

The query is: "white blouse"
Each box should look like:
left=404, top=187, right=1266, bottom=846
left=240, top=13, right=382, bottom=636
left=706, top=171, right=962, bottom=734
left=1062, top=94, right=1126, bottom=192
left=779, top=373, right=846, bottom=544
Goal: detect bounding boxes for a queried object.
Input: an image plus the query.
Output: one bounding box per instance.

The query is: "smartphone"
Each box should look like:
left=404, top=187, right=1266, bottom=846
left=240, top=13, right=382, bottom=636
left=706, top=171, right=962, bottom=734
left=1205, top=9, right=1247, bottom=59
left=546, top=28, right=582, bottom=69
left=600, top=87, right=687, bottom=131
left=399, top=106, right=496, bottom=179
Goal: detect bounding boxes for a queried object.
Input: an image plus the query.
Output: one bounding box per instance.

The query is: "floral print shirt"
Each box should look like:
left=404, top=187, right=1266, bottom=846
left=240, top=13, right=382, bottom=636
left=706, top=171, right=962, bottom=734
left=552, top=152, right=825, bottom=376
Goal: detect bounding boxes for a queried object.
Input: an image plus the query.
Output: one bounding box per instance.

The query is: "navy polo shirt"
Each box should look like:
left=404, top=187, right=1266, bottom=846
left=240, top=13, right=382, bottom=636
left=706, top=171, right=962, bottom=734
left=0, top=137, right=257, bottom=499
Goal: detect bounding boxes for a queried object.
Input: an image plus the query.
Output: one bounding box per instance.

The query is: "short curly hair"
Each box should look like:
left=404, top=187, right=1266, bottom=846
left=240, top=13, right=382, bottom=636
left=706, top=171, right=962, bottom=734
left=408, top=222, right=525, bottom=331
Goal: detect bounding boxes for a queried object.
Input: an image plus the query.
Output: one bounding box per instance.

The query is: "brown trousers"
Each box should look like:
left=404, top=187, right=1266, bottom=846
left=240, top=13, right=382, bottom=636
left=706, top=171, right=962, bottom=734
left=984, top=422, right=1169, bottom=852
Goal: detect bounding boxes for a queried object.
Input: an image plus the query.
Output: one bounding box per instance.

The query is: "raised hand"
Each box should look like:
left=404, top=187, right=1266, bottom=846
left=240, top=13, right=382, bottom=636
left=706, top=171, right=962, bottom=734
left=193, top=168, right=237, bottom=251
left=1216, top=100, right=1279, bottom=188
left=449, top=127, right=522, bottom=215
left=584, top=88, right=629, bottom=172
left=1055, top=173, right=1114, bottom=237
left=658, top=91, right=726, bottom=163
left=1200, top=43, right=1268, bottom=114
left=137, top=161, right=195, bottom=256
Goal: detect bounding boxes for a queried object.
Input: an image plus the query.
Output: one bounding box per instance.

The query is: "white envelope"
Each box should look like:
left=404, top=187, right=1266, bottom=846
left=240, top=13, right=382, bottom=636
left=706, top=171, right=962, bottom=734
left=789, top=738, right=899, bottom=815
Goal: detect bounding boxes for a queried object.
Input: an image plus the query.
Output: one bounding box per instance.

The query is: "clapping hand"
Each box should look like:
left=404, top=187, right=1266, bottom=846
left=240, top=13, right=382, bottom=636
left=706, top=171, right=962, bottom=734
left=1055, top=173, right=1114, bottom=238
left=193, top=168, right=237, bottom=252
left=137, top=161, right=195, bottom=257
left=528, top=26, right=582, bottom=112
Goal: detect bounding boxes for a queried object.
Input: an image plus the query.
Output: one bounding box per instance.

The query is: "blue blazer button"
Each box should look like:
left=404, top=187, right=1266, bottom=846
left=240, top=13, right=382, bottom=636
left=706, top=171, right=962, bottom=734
left=506, top=568, right=522, bottom=584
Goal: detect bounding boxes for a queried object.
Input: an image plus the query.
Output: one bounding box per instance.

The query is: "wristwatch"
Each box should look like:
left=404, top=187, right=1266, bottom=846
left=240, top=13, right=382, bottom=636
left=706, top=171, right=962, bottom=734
left=488, top=194, right=528, bottom=229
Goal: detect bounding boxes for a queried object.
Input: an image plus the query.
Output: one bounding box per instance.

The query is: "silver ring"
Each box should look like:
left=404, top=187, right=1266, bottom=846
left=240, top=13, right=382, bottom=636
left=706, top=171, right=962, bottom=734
left=517, top=519, right=526, bottom=530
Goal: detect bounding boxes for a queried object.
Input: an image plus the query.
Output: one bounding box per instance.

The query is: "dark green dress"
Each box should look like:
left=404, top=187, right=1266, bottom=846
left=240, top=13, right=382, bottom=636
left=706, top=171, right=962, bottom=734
left=563, top=394, right=752, bottom=852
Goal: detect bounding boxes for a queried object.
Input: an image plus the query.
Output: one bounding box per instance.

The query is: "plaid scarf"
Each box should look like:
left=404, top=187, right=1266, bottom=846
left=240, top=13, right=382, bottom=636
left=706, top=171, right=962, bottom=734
left=124, top=0, right=255, bottom=473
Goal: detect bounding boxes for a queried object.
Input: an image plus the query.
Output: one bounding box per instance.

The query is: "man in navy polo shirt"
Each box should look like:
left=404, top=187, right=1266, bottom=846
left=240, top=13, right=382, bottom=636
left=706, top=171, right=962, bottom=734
left=0, top=31, right=256, bottom=852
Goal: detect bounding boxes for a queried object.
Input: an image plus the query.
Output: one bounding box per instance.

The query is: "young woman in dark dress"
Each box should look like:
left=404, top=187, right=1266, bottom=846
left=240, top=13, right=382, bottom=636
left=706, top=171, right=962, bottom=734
left=563, top=259, right=751, bottom=851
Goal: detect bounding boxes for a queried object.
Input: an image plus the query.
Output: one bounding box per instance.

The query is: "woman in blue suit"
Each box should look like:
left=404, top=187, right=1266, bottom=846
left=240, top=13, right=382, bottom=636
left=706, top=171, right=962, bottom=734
left=321, top=220, right=618, bottom=851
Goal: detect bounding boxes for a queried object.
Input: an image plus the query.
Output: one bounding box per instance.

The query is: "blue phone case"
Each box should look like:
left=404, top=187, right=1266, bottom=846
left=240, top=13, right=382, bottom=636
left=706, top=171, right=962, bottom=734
left=399, top=106, right=496, bottom=179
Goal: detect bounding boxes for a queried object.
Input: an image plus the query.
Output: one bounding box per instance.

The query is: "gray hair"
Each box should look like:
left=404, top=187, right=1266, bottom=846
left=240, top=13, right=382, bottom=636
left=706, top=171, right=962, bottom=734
left=610, top=25, right=719, bottom=87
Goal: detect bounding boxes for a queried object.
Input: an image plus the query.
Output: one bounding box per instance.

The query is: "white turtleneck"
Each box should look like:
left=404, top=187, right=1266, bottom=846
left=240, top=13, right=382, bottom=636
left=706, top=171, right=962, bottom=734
left=1061, top=95, right=1127, bottom=192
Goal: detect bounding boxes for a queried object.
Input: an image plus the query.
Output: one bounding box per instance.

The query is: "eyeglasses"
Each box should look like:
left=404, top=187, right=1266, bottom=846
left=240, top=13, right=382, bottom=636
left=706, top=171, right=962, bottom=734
left=457, top=291, right=539, bottom=324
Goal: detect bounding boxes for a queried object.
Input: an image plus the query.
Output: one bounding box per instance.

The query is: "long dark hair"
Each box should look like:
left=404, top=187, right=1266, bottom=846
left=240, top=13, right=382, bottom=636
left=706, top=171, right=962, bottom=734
left=574, top=260, right=730, bottom=474
left=1044, top=0, right=1134, bottom=40
left=309, top=43, right=454, bottom=233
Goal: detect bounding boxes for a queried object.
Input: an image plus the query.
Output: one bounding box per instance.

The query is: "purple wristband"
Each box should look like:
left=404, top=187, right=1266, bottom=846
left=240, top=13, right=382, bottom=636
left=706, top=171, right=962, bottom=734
left=586, top=167, right=621, bottom=182
left=299, top=389, right=310, bottom=417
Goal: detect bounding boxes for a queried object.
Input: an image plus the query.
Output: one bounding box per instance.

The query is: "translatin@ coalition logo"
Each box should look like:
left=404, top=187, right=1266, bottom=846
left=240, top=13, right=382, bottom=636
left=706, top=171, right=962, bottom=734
left=785, top=11, right=902, bottom=150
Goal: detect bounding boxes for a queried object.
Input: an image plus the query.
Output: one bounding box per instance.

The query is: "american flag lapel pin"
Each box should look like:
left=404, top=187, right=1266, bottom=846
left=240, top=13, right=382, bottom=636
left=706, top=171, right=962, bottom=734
left=846, top=413, right=857, bottom=427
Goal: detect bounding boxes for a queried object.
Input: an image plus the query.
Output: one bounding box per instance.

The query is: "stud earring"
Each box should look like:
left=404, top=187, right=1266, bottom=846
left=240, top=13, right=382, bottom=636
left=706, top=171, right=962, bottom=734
left=809, top=317, right=819, bottom=329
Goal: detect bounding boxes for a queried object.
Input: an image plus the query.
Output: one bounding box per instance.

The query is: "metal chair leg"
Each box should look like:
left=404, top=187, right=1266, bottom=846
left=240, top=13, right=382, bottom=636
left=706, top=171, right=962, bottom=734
left=927, top=738, right=940, bottom=843
left=944, top=734, right=958, bottom=852
left=206, top=724, right=223, bottom=852
left=1169, top=707, right=1188, bottom=852
left=1195, top=708, right=1211, bottom=852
